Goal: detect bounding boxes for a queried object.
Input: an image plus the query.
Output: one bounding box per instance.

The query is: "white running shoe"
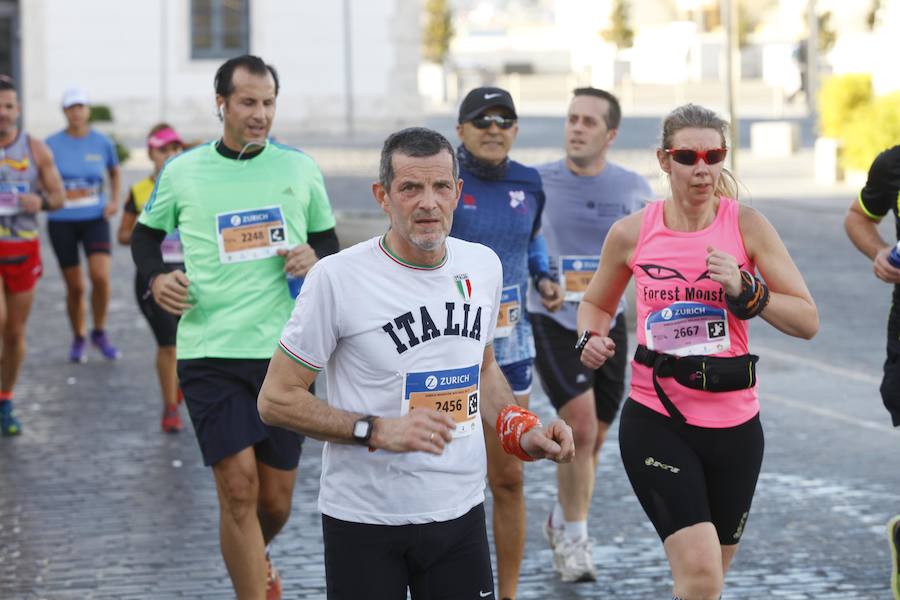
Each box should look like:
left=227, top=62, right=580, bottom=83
left=553, top=537, right=598, bottom=583
left=542, top=510, right=565, bottom=551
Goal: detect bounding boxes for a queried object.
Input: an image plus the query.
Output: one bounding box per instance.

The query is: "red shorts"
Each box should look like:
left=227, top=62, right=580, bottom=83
left=0, top=239, right=42, bottom=293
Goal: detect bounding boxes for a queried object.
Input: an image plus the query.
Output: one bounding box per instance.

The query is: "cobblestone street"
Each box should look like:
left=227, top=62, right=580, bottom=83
left=1, top=151, right=897, bottom=599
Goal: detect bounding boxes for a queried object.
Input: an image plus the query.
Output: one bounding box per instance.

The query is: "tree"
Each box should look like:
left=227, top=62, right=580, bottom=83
left=817, top=10, right=836, bottom=53
left=422, top=0, right=454, bottom=64
left=601, top=0, right=634, bottom=49
left=866, top=0, right=882, bottom=31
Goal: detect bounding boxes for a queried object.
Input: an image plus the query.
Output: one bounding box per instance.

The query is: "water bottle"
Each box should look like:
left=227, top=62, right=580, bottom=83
left=890, top=242, right=900, bottom=269
left=286, top=275, right=304, bottom=300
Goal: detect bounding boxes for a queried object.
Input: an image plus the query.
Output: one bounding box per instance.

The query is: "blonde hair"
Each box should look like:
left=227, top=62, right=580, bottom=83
left=660, top=103, right=739, bottom=200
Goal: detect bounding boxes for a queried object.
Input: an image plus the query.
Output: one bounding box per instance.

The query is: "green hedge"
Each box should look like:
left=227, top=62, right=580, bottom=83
left=843, top=92, right=900, bottom=171
left=109, top=134, right=130, bottom=164
left=817, top=73, right=871, bottom=139
left=89, top=104, right=113, bottom=123
left=817, top=74, right=900, bottom=171
left=86, top=104, right=130, bottom=163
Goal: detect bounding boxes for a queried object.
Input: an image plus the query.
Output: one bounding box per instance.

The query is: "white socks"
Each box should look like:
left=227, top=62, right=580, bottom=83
left=553, top=501, right=589, bottom=542
left=564, top=520, right=588, bottom=543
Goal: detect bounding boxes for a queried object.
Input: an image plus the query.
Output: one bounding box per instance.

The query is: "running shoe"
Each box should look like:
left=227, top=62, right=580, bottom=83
left=553, top=537, right=597, bottom=583
left=90, top=330, right=119, bottom=360
left=543, top=509, right=565, bottom=551
left=266, top=553, right=282, bottom=600
left=0, top=401, right=21, bottom=436
left=161, top=405, right=183, bottom=433
left=888, top=514, right=900, bottom=600
left=69, top=336, right=87, bottom=363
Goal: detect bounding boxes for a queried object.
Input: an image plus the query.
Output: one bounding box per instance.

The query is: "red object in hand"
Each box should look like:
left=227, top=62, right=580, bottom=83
left=496, top=405, right=541, bottom=462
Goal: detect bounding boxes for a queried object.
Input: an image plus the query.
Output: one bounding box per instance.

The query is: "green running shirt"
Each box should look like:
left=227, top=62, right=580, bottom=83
left=138, top=140, right=336, bottom=359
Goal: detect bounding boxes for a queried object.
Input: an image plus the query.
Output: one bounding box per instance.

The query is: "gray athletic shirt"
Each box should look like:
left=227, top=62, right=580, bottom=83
left=526, top=159, right=653, bottom=331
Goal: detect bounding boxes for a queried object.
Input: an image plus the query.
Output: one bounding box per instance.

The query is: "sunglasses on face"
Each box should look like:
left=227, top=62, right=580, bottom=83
left=665, top=147, right=727, bottom=166
left=471, top=114, right=516, bottom=130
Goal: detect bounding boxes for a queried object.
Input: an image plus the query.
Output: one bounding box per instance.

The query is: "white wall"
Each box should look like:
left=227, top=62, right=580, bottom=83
left=21, top=0, right=422, bottom=140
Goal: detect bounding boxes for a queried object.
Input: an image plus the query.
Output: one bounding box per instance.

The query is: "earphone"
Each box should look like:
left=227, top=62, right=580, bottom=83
left=216, top=104, right=224, bottom=121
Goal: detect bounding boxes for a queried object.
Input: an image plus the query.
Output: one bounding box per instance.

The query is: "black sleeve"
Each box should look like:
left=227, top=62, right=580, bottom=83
left=123, top=190, right=138, bottom=215
left=860, top=146, right=900, bottom=218
left=131, top=222, right=168, bottom=281
left=308, top=227, right=340, bottom=258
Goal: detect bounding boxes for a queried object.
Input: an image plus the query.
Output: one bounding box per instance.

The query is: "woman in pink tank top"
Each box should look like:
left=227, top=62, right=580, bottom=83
left=575, top=104, right=819, bottom=600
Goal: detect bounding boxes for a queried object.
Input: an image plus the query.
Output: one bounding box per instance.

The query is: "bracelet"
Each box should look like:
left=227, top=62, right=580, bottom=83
left=575, top=329, right=596, bottom=352
left=40, top=192, right=50, bottom=211
left=725, top=270, right=770, bottom=320
left=496, top=405, right=541, bottom=462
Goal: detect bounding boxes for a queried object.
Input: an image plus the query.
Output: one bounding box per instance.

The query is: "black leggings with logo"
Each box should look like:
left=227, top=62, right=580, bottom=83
left=619, top=399, right=764, bottom=544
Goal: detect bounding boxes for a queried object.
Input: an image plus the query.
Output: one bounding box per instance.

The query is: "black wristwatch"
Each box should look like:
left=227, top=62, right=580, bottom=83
left=351, top=415, right=377, bottom=445
left=574, top=330, right=595, bottom=352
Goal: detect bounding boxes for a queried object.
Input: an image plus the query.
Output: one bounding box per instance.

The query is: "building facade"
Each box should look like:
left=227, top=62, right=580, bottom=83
left=8, top=0, right=422, bottom=139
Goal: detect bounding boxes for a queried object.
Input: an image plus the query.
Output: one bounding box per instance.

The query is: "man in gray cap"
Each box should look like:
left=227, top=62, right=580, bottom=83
left=450, top=86, right=563, bottom=600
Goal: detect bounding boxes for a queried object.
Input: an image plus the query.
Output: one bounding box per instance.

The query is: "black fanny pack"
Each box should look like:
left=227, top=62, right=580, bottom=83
left=633, top=344, right=759, bottom=424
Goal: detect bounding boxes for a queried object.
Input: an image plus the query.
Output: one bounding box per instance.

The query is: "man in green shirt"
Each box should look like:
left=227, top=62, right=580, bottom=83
left=131, top=55, right=338, bottom=600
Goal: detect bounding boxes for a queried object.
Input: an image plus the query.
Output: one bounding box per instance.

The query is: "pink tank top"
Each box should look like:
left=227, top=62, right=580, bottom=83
left=628, top=197, right=758, bottom=427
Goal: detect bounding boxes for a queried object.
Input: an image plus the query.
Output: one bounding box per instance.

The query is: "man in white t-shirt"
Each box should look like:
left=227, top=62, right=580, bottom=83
left=258, top=127, right=574, bottom=599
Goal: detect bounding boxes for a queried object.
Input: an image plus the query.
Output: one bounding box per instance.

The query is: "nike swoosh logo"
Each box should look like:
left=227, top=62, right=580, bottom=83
left=479, top=592, right=493, bottom=598
left=484, top=93, right=502, bottom=99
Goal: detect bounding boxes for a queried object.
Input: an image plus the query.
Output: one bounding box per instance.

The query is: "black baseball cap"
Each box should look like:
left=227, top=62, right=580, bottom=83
left=458, top=87, right=517, bottom=124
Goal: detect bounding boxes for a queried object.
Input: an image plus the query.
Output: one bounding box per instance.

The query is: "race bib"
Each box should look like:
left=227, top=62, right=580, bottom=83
left=63, top=178, right=101, bottom=209
left=559, top=255, right=599, bottom=302
left=495, top=285, right=521, bottom=338
left=644, top=301, right=730, bottom=356
left=216, top=206, right=290, bottom=264
left=403, top=365, right=480, bottom=438
left=0, top=182, right=27, bottom=216
left=161, top=230, right=184, bottom=264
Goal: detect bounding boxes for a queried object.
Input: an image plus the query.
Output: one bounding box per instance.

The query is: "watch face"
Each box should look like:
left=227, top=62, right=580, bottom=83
left=353, top=420, right=370, bottom=438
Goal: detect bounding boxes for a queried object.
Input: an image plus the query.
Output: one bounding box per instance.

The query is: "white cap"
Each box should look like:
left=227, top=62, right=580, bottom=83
left=61, top=87, right=89, bottom=108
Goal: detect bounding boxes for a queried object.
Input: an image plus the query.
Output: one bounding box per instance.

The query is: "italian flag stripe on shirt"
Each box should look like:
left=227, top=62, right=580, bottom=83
left=279, top=341, right=323, bottom=372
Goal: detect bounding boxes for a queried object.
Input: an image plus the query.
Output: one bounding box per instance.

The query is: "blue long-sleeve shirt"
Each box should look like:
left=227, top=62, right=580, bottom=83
left=450, top=159, right=548, bottom=366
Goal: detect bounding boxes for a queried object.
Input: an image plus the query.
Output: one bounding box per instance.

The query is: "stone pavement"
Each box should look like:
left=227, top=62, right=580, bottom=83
left=1, top=148, right=896, bottom=599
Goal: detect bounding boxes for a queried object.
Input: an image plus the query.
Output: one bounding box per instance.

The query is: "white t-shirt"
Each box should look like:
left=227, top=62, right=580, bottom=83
left=279, top=235, right=503, bottom=525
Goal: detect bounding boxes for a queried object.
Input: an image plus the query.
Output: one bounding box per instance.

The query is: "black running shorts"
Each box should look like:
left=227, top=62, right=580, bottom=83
left=177, top=357, right=303, bottom=470
left=47, top=217, right=111, bottom=269
left=618, top=399, right=764, bottom=545
left=134, top=270, right=181, bottom=347
left=322, top=503, right=494, bottom=600
left=531, top=313, right=628, bottom=424
left=881, top=337, right=900, bottom=427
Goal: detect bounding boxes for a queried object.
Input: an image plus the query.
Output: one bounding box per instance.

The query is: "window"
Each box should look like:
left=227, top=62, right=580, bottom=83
left=191, top=0, right=249, bottom=59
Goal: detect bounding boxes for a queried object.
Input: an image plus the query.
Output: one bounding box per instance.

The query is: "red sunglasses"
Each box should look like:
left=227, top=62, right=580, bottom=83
left=665, top=147, right=727, bottom=166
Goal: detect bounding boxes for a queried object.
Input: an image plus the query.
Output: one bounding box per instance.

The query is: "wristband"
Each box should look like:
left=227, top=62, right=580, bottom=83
left=40, top=192, right=50, bottom=211
left=575, top=329, right=596, bottom=352
left=725, top=270, right=770, bottom=320
left=496, top=405, right=541, bottom=462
